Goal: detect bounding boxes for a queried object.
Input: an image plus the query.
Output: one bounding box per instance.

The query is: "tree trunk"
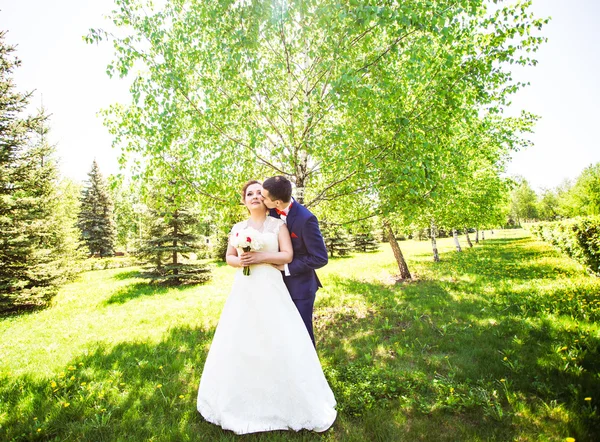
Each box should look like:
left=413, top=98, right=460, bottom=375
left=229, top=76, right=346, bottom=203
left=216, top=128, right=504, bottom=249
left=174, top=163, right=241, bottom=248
left=173, top=211, right=179, bottom=281
left=295, top=186, right=305, bottom=205
left=452, top=229, right=462, bottom=252
left=383, top=218, right=412, bottom=279
left=475, top=229, right=479, bottom=244
left=431, top=221, right=440, bottom=262
left=482, top=230, right=485, bottom=241
left=465, top=228, right=473, bottom=248
left=295, top=156, right=308, bottom=205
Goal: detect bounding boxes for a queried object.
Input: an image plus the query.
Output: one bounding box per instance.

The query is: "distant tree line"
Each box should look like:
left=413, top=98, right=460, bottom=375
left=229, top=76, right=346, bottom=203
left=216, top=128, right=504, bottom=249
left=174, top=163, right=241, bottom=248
left=508, top=163, right=600, bottom=225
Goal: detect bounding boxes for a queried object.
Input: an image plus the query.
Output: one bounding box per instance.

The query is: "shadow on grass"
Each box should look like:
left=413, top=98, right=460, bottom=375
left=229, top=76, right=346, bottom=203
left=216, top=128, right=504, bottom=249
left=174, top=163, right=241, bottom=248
left=104, top=282, right=183, bottom=305
left=111, top=269, right=143, bottom=281
left=425, top=236, right=579, bottom=282
left=208, top=260, right=228, bottom=268
left=0, top=326, right=226, bottom=441
left=313, top=234, right=600, bottom=441
left=0, top=301, right=46, bottom=318
left=0, top=269, right=147, bottom=319
left=0, top=321, right=547, bottom=442
left=1, top=325, right=349, bottom=442
left=328, top=255, right=355, bottom=260
left=3, top=234, right=599, bottom=441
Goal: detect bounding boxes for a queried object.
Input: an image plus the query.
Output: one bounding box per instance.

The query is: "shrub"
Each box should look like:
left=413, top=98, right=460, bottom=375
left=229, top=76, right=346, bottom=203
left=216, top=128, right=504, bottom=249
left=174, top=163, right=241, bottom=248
left=212, top=234, right=229, bottom=262
left=528, top=216, right=600, bottom=276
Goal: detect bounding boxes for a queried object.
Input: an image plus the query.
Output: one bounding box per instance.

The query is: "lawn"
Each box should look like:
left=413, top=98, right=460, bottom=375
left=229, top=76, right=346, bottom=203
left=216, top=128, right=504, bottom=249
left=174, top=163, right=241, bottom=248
left=1, top=229, right=598, bottom=441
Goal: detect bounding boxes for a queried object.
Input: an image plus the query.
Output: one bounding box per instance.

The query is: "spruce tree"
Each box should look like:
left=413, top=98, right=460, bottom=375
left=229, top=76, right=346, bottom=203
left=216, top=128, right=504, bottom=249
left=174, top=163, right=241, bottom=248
left=353, top=232, right=380, bottom=253
left=350, top=219, right=380, bottom=253
left=321, top=224, right=352, bottom=258
left=0, top=33, right=30, bottom=302
left=137, top=201, right=211, bottom=286
left=15, top=112, right=76, bottom=295
left=78, top=160, right=116, bottom=256
left=52, top=178, right=86, bottom=273
left=0, top=32, right=79, bottom=308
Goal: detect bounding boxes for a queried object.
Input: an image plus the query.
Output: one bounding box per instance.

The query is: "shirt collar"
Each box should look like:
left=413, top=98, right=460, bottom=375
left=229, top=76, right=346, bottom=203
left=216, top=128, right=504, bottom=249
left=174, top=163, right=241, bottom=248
left=278, top=200, right=293, bottom=216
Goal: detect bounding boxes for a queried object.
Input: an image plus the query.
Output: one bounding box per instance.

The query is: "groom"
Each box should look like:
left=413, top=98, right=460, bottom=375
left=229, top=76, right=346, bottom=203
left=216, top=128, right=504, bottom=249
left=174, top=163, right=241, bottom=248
left=260, top=176, right=328, bottom=347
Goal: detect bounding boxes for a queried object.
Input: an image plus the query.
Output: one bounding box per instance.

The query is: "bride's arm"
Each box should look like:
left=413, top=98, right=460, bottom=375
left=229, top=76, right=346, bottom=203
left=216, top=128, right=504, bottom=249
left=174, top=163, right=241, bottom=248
left=226, top=244, right=243, bottom=268
left=239, top=224, right=293, bottom=266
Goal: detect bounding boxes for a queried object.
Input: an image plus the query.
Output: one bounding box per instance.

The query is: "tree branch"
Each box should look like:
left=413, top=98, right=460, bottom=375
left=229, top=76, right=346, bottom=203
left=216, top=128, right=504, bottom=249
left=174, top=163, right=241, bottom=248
left=305, top=170, right=358, bottom=208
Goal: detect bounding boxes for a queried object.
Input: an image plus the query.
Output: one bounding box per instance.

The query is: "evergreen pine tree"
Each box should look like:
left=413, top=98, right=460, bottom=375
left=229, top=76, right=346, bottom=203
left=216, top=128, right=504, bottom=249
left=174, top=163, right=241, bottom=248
left=77, top=160, right=116, bottom=256
left=0, top=33, right=30, bottom=300
left=353, top=232, right=380, bottom=253
left=17, top=111, right=78, bottom=295
left=53, top=178, right=86, bottom=272
left=0, top=33, right=79, bottom=309
left=137, top=200, right=211, bottom=286
left=321, top=223, right=352, bottom=258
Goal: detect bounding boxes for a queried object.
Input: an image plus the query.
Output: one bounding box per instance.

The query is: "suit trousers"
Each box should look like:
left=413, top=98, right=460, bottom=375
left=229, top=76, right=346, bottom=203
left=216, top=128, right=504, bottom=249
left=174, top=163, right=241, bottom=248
left=292, top=296, right=316, bottom=348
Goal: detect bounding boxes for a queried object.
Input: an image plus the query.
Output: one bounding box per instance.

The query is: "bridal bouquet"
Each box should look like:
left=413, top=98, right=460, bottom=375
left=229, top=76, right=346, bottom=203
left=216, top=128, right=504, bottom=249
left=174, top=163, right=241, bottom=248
left=230, top=228, right=263, bottom=276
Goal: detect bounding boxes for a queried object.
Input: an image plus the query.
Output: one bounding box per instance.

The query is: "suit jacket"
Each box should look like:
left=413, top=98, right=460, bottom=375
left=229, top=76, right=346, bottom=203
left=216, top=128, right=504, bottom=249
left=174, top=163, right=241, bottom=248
left=269, top=199, right=328, bottom=300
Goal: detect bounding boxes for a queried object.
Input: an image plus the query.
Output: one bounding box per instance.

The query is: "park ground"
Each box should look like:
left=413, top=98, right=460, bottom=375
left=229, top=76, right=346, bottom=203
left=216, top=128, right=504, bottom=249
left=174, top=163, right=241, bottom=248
left=1, top=229, right=599, bottom=441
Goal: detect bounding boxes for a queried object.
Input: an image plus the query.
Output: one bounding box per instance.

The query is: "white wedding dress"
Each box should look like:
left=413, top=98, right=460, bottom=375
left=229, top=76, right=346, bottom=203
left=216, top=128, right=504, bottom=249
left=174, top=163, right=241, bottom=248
left=197, top=216, right=337, bottom=434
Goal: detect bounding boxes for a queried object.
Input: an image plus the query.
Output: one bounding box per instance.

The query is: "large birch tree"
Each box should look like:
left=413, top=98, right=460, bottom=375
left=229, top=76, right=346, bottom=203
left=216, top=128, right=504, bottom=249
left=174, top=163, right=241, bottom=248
left=88, top=0, right=547, bottom=277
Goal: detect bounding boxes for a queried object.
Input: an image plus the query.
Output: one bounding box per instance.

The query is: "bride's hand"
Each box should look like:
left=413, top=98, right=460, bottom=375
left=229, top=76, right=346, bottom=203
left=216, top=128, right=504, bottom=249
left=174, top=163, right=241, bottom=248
left=239, top=251, right=262, bottom=266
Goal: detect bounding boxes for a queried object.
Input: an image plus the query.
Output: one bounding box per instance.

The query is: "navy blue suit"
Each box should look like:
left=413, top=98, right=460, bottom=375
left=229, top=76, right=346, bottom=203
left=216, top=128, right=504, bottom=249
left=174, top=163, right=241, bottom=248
left=269, top=200, right=328, bottom=346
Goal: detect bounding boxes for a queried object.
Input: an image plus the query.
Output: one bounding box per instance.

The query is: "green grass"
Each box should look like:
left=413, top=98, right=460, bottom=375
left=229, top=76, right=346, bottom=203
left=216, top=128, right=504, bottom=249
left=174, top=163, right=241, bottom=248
left=1, top=229, right=599, bottom=441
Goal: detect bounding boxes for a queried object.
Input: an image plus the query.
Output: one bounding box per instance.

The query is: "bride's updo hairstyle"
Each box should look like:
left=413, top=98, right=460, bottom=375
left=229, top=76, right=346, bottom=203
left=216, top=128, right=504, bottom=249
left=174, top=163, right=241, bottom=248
left=240, top=180, right=262, bottom=204
left=262, top=176, right=292, bottom=203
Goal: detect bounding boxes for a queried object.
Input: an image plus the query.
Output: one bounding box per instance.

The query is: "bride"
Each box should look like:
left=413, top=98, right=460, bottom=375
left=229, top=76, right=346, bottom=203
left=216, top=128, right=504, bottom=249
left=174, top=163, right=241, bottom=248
left=197, top=180, right=337, bottom=434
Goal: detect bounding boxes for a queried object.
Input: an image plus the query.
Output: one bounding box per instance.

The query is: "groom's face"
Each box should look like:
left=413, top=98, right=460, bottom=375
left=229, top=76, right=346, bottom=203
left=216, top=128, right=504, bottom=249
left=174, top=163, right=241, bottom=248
left=260, top=188, right=277, bottom=209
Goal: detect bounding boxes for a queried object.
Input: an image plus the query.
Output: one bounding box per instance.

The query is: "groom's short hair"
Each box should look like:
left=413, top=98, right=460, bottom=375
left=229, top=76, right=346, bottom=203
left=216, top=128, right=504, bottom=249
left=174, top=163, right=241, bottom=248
left=263, top=176, right=292, bottom=203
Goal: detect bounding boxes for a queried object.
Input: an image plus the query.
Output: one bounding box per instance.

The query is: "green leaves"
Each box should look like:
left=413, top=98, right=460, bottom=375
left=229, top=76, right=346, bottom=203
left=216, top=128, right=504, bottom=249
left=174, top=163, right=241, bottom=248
left=88, top=0, right=547, bottom=230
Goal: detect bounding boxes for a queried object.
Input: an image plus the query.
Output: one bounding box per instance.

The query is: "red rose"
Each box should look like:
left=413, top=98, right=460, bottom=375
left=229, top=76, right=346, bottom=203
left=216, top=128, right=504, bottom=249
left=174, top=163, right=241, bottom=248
left=246, top=237, right=252, bottom=242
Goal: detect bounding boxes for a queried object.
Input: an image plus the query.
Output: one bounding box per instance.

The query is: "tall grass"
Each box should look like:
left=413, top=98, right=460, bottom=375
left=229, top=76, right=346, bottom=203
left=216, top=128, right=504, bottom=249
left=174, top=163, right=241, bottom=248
left=1, top=229, right=598, bottom=441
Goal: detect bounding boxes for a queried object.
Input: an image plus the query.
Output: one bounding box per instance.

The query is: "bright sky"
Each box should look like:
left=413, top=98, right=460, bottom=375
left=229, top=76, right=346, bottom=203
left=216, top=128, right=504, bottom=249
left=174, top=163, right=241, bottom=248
left=3, top=1, right=130, bottom=182
left=504, top=0, right=600, bottom=191
left=3, top=0, right=600, bottom=191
